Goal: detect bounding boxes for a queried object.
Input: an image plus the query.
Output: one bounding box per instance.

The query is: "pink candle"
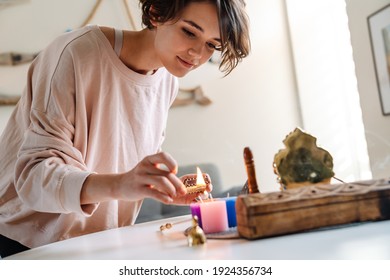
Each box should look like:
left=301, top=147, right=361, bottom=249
left=199, top=200, right=229, bottom=233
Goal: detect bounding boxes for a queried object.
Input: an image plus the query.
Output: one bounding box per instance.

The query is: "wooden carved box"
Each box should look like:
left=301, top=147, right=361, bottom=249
left=236, top=178, right=390, bottom=240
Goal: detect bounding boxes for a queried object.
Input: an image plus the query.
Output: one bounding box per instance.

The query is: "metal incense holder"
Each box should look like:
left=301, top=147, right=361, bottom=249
left=182, top=174, right=211, bottom=194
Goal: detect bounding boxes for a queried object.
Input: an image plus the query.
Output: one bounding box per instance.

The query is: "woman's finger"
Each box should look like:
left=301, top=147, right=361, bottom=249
left=141, top=185, right=174, bottom=203
left=141, top=174, right=178, bottom=197
left=145, top=152, right=178, bottom=174
left=139, top=156, right=186, bottom=196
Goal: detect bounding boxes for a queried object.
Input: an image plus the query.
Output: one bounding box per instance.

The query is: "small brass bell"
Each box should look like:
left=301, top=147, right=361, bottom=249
left=187, top=215, right=207, bottom=246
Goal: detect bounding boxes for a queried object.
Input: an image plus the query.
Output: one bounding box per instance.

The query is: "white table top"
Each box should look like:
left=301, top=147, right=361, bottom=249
left=6, top=215, right=390, bottom=260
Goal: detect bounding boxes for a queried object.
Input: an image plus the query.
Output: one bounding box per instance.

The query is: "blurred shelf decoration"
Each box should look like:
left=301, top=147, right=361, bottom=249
left=0, top=0, right=29, bottom=9
left=0, top=94, right=20, bottom=105
left=79, top=0, right=137, bottom=30
left=0, top=52, right=38, bottom=66
left=172, top=86, right=212, bottom=107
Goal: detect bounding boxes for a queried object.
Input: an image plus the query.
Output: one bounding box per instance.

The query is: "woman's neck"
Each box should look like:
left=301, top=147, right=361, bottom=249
left=120, top=29, right=161, bottom=75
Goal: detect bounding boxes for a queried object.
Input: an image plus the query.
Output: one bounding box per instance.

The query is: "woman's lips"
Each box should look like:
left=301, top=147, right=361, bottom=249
left=177, top=56, right=195, bottom=69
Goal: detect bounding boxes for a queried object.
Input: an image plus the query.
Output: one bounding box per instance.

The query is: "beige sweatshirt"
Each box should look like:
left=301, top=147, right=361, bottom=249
left=0, top=25, right=178, bottom=248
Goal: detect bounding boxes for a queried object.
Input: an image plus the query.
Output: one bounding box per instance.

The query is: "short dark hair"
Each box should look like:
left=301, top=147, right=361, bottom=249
left=140, top=0, right=251, bottom=75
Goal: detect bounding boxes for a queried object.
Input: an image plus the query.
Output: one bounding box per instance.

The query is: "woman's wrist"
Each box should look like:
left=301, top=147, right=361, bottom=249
left=81, top=173, right=122, bottom=204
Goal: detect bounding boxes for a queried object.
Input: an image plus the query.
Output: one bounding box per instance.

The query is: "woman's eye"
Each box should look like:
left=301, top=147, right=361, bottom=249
left=182, top=28, right=195, bottom=38
left=207, top=42, right=222, bottom=51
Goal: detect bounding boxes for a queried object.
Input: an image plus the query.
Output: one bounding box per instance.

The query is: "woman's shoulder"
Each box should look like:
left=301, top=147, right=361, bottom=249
left=98, top=26, right=115, bottom=49
left=46, top=25, right=114, bottom=60
left=40, top=25, right=98, bottom=56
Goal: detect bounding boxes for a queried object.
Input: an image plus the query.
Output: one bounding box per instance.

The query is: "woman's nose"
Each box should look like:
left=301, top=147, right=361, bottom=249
left=188, top=44, right=203, bottom=59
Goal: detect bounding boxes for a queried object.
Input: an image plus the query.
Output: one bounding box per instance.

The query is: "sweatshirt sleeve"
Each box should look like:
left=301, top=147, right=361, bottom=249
left=14, top=36, right=97, bottom=216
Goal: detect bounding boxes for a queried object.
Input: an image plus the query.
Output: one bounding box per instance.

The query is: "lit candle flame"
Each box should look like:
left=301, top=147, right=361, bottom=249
left=196, top=167, right=206, bottom=186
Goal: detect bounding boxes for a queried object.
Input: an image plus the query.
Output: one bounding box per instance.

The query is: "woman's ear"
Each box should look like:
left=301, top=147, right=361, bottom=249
left=150, top=18, right=158, bottom=27
left=149, top=5, right=159, bottom=27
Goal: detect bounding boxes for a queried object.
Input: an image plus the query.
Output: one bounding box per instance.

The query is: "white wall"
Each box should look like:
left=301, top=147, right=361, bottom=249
left=346, top=0, right=390, bottom=179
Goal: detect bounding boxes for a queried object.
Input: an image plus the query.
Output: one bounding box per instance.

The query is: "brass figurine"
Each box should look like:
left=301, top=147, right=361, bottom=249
left=187, top=216, right=207, bottom=246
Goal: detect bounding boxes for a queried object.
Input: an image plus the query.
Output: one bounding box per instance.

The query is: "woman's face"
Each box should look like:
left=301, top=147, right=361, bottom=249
left=153, top=2, right=221, bottom=77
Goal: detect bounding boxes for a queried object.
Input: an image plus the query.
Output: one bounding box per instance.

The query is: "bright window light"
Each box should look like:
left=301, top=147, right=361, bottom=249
left=285, top=0, right=372, bottom=181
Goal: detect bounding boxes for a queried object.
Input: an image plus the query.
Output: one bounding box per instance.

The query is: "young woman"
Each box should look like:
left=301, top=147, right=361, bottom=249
left=0, top=0, right=250, bottom=257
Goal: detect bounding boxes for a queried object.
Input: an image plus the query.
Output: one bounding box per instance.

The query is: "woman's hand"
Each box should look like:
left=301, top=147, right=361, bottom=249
left=81, top=152, right=212, bottom=206
left=115, top=152, right=187, bottom=204
left=81, top=152, right=186, bottom=205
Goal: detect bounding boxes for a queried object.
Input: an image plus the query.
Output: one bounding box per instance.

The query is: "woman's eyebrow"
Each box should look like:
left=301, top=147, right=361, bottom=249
left=183, top=19, right=221, bottom=42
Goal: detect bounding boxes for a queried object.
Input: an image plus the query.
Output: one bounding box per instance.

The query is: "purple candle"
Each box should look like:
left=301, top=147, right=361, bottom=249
left=190, top=203, right=202, bottom=228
